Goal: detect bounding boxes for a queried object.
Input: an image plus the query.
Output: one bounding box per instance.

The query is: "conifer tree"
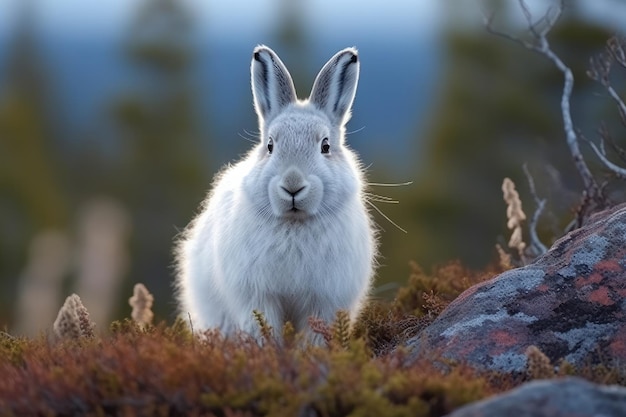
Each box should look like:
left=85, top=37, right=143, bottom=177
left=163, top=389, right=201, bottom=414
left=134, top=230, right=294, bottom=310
left=111, top=0, right=209, bottom=309
left=274, top=0, right=311, bottom=94
left=0, top=1, right=67, bottom=318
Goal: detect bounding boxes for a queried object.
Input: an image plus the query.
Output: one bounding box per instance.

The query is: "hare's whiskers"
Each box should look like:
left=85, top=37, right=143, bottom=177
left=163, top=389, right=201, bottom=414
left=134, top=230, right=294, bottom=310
left=364, top=181, right=412, bottom=234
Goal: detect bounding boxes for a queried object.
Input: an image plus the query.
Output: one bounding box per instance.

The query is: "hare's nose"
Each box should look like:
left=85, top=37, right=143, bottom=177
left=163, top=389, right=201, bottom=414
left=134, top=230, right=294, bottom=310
left=281, top=185, right=305, bottom=197
left=279, top=167, right=309, bottom=198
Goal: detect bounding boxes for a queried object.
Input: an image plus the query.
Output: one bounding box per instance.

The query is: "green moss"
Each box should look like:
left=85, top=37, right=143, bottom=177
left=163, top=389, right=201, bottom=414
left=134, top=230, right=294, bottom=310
left=0, top=331, right=30, bottom=366
left=109, top=317, right=144, bottom=335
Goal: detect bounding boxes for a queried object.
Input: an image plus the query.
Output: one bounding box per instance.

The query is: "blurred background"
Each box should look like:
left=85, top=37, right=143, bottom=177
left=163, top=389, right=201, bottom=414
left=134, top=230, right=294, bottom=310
left=1, top=0, right=625, bottom=335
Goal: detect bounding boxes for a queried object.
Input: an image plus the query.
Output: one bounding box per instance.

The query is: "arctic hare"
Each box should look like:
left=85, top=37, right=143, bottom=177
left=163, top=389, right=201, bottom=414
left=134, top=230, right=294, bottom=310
left=175, top=45, right=377, bottom=341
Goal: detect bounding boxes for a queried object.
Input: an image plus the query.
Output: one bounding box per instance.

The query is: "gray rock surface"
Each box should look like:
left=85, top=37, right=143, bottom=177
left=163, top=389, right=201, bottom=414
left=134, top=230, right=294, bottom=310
left=407, top=204, right=626, bottom=373
left=446, top=377, right=626, bottom=417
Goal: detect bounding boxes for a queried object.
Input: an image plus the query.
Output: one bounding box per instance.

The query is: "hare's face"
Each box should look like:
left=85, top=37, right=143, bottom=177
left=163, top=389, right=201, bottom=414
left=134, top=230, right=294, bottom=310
left=246, top=45, right=362, bottom=220
left=255, top=108, right=357, bottom=219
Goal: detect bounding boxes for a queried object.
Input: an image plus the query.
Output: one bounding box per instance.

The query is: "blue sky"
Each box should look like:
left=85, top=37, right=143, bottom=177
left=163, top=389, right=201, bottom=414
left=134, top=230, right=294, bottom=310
left=0, top=0, right=443, bottom=39
left=2, top=0, right=625, bottom=41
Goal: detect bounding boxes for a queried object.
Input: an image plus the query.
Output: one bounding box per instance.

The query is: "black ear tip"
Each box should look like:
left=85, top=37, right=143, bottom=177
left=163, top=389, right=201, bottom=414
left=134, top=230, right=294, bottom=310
left=350, top=53, right=358, bottom=63
left=253, top=51, right=261, bottom=61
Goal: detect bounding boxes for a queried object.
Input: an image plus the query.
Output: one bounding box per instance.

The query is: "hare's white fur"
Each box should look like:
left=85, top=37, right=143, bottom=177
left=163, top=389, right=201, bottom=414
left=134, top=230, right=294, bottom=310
left=175, top=45, right=377, bottom=340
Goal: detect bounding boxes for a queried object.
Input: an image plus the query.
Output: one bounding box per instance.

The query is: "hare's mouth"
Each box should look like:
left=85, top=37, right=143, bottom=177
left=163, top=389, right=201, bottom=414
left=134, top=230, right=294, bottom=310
left=269, top=173, right=322, bottom=218
left=282, top=206, right=311, bottom=220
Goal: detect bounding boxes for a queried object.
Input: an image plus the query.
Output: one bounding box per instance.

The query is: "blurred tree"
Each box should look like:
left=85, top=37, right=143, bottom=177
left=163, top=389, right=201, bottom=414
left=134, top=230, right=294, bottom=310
left=227, top=0, right=310, bottom=162
left=109, top=0, right=209, bottom=319
left=380, top=1, right=615, bottom=277
left=273, top=0, right=311, bottom=95
left=0, top=1, right=68, bottom=323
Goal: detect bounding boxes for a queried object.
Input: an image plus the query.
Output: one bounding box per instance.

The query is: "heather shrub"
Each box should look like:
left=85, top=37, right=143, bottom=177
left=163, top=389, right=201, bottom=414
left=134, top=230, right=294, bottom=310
left=0, top=262, right=623, bottom=416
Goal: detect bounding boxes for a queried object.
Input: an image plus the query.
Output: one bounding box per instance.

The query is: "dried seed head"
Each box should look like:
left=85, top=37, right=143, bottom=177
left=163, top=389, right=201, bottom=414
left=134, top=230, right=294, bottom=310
left=525, top=345, right=554, bottom=380
left=53, top=294, right=95, bottom=341
left=129, top=283, right=154, bottom=327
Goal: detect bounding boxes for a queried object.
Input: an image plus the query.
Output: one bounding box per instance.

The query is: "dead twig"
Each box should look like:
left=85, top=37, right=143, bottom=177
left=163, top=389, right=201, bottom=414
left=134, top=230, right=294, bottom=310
left=484, top=0, right=604, bottom=224
left=522, top=164, right=548, bottom=256
left=587, top=36, right=626, bottom=178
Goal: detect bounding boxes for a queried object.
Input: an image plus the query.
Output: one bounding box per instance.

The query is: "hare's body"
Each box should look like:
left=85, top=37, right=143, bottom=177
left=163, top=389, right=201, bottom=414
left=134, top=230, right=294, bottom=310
left=176, top=46, right=376, bottom=339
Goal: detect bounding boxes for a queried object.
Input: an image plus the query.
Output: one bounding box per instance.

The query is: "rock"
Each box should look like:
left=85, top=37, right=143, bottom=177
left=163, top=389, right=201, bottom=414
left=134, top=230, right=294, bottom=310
left=407, top=204, right=626, bottom=373
left=446, top=377, right=626, bottom=417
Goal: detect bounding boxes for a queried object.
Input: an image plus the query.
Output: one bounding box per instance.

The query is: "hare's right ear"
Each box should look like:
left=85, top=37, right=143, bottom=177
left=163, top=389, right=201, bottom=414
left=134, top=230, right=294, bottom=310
left=251, top=45, right=297, bottom=124
left=309, top=48, right=360, bottom=125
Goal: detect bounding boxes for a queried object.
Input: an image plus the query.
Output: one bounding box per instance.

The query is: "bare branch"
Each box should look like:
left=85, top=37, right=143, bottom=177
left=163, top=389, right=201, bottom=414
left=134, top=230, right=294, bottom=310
left=588, top=36, right=626, bottom=123
left=599, top=124, right=626, bottom=163
left=587, top=54, right=612, bottom=87
left=519, top=0, right=533, bottom=26
left=586, top=36, right=626, bottom=178
left=485, top=0, right=601, bottom=204
left=522, top=164, right=548, bottom=256
left=482, top=3, right=544, bottom=52
left=608, top=36, right=626, bottom=69
left=484, top=21, right=534, bottom=51
left=587, top=140, right=626, bottom=178
left=519, top=0, right=539, bottom=38
left=606, top=85, right=626, bottom=122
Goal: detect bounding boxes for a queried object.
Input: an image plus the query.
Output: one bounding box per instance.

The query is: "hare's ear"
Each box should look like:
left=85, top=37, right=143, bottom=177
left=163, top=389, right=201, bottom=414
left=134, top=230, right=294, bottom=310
left=251, top=45, right=297, bottom=123
left=309, top=48, right=360, bottom=125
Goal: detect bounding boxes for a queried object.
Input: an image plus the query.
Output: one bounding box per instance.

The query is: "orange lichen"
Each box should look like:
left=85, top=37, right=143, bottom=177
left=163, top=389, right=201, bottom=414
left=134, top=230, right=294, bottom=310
left=588, top=286, right=614, bottom=306
left=594, top=259, right=623, bottom=274
left=575, top=272, right=604, bottom=288
left=608, top=326, right=626, bottom=359
left=491, top=330, right=519, bottom=348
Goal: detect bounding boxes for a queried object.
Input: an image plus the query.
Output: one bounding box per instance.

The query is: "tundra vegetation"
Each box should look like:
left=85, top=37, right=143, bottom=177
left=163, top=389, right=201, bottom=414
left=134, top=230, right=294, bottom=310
left=2, top=1, right=626, bottom=416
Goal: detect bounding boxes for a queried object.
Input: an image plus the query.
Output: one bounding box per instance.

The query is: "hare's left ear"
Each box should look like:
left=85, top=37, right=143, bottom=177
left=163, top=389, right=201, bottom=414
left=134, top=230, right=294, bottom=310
left=251, top=45, right=297, bottom=124
left=309, top=48, right=360, bottom=125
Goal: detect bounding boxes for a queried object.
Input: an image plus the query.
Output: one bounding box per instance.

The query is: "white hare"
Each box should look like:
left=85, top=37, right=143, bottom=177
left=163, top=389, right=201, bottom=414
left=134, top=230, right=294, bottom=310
left=175, top=45, right=377, bottom=341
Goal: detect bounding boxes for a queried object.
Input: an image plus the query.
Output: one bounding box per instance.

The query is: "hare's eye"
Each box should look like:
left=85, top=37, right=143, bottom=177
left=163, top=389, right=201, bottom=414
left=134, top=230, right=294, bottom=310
left=267, top=138, right=274, bottom=154
left=321, top=138, right=330, bottom=154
